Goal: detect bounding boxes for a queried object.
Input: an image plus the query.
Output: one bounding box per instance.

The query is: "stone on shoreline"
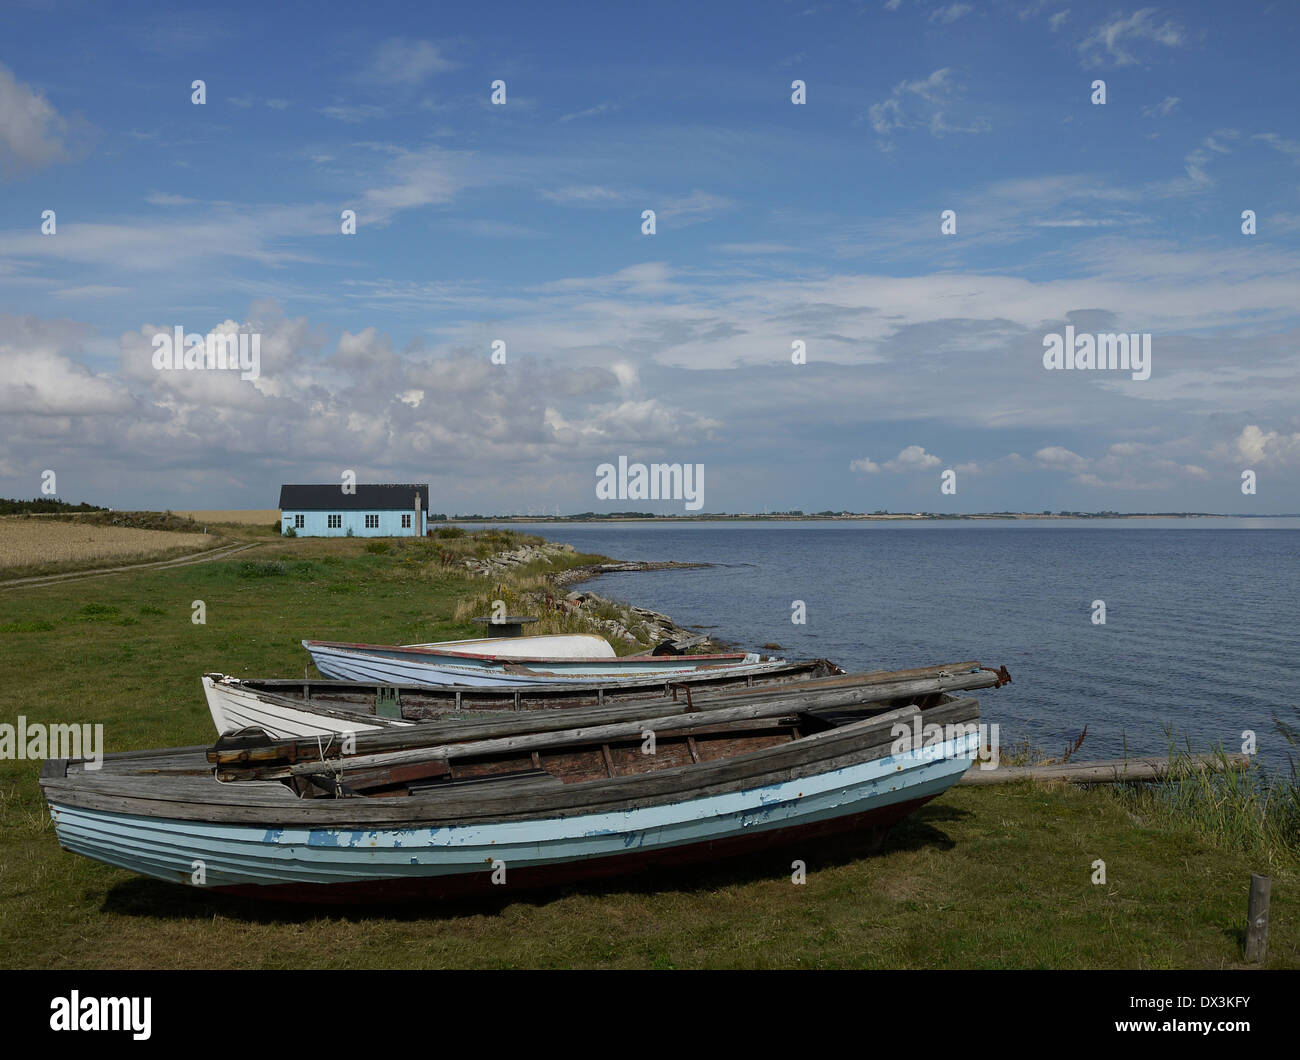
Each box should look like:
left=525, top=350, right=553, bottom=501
left=464, top=541, right=724, bottom=653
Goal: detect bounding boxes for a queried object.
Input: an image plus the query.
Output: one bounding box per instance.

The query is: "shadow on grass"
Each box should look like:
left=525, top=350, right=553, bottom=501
left=1220, top=925, right=1246, bottom=956
left=99, top=802, right=972, bottom=925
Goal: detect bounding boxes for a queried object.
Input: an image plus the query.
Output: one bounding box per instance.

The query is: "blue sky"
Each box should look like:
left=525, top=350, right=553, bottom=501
left=2, top=0, right=1298, bottom=514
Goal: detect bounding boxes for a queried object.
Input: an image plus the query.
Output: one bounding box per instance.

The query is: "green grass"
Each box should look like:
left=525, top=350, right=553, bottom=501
left=1104, top=737, right=1300, bottom=872
left=0, top=531, right=1295, bottom=968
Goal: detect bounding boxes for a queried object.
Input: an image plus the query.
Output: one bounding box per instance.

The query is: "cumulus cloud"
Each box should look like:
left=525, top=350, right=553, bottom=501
left=0, top=316, right=134, bottom=415
left=1218, top=425, right=1300, bottom=467
left=1035, top=445, right=1089, bottom=470
left=0, top=64, right=77, bottom=176
left=0, top=304, right=730, bottom=507
left=885, top=445, right=942, bottom=471
left=851, top=446, right=941, bottom=473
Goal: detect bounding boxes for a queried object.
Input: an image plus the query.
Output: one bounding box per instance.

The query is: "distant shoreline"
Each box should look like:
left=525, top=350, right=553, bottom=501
left=116, top=510, right=1299, bottom=525
left=444, top=512, right=1299, bottom=522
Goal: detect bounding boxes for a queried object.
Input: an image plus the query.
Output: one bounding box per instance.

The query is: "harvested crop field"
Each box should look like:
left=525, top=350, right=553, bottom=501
left=0, top=518, right=212, bottom=579
left=173, top=509, right=279, bottom=524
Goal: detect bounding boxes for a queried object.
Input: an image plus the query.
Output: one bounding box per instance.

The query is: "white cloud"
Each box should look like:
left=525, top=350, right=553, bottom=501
left=363, top=39, right=457, bottom=86
left=0, top=64, right=76, bottom=175
left=362, top=147, right=467, bottom=216
left=1079, top=8, right=1187, bottom=67
left=658, top=190, right=735, bottom=226
left=0, top=316, right=133, bottom=415
left=850, top=457, right=881, bottom=473
left=540, top=185, right=626, bottom=206
left=1180, top=132, right=1235, bottom=188
left=558, top=102, right=620, bottom=123
left=145, top=192, right=198, bottom=206
left=1220, top=425, right=1300, bottom=467
left=1035, top=446, right=1089, bottom=470
left=0, top=206, right=326, bottom=272
left=713, top=242, right=804, bottom=255
left=867, top=68, right=989, bottom=144
left=320, top=103, right=387, bottom=123
left=1254, top=132, right=1300, bottom=161
left=885, top=445, right=942, bottom=471
left=52, top=285, right=130, bottom=298
left=1141, top=96, right=1179, bottom=118
left=929, top=4, right=971, bottom=25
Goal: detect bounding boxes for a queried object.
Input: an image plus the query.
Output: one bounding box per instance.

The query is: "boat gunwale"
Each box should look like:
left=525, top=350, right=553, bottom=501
left=302, top=638, right=755, bottom=666
left=202, top=663, right=996, bottom=754
left=41, top=696, right=980, bottom=828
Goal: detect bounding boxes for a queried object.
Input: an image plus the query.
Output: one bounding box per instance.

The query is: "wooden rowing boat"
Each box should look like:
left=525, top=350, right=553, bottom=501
left=41, top=688, right=988, bottom=903
left=302, top=636, right=774, bottom=686
left=202, top=660, right=1007, bottom=739
left=202, top=657, right=846, bottom=737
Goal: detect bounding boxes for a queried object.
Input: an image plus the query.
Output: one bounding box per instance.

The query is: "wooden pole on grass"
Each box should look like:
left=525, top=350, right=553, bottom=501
left=1245, top=874, right=1270, bottom=963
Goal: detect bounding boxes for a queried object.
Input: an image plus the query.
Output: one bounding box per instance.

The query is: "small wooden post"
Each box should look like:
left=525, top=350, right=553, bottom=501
left=1245, top=874, right=1270, bottom=963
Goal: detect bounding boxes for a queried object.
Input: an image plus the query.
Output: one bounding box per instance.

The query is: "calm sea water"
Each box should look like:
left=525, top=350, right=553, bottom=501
left=468, top=519, right=1300, bottom=770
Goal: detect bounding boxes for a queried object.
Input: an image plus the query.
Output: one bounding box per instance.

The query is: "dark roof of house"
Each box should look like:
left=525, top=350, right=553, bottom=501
left=278, top=484, right=430, bottom=511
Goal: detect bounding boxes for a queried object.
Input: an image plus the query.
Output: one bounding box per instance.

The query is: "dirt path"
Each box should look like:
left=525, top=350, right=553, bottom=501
left=0, top=540, right=263, bottom=591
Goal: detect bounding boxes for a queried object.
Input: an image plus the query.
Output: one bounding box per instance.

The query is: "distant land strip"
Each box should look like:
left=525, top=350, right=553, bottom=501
left=440, top=511, right=1299, bottom=521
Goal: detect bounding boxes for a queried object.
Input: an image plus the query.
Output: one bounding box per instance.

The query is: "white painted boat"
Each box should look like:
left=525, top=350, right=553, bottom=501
left=404, top=633, right=618, bottom=659
left=42, top=692, right=984, bottom=903
left=202, top=675, right=412, bottom=738
left=303, top=636, right=773, bottom=686
left=203, top=657, right=847, bottom=739
left=201, top=660, right=1008, bottom=741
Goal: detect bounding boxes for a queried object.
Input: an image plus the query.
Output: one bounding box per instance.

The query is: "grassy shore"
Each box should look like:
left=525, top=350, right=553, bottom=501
left=0, top=526, right=1295, bottom=968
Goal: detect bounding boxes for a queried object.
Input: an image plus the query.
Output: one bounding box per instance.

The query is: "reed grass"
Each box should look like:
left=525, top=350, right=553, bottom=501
left=1105, top=716, right=1300, bottom=872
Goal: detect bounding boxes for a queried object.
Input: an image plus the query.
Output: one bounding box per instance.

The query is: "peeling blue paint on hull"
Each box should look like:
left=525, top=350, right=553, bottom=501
left=47, top=736, right=976, bottom=903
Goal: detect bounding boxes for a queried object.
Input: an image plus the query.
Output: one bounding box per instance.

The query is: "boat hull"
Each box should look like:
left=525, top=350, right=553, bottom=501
left=305, top=640, right=775, bottom=687
left=203, top=662, right=838, bottom=739
left=203, top=676, right=406, bottom=738
left=46, top=730, right=976, bottom=903
left=222, top=795, right=935, bottom=902
left=404, top=634, right=617, bottom=660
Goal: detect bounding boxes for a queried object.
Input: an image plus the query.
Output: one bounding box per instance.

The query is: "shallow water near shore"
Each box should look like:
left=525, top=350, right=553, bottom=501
left=469, top=519, right=1300, bottom=771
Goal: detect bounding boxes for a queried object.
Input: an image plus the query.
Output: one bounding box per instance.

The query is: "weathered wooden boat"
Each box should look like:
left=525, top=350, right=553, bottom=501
left=41, top=685, right=989, bottom=903
left=303, top=634, right=774, bottom=686
left=203, top=659, right=1008, bottom=739
left=203, top=657, right=846, bottom=737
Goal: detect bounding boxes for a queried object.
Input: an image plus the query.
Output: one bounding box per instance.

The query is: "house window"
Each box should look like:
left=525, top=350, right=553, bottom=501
left=294, top=514, right=304, bottom=529
left=328, top=514, right=342, bottom=529
left=365, top=514, right=379, bottom=529
left=402, top=514, right=411, bottom=528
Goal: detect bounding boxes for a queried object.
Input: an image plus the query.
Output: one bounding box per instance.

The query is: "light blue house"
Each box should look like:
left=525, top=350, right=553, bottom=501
left=279, top=483, right=429, bottom=538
